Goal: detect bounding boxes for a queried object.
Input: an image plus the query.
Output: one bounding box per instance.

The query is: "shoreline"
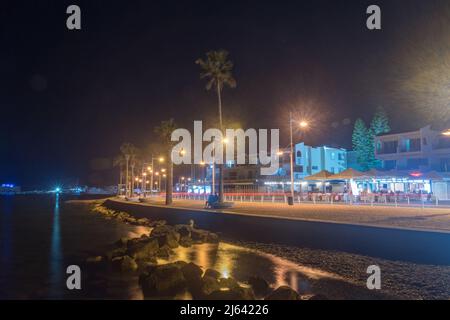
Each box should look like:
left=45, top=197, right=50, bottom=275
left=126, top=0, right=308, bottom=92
left=109, top=197, right=450, bottom=234
left=68, top=199, right=450, bottom=299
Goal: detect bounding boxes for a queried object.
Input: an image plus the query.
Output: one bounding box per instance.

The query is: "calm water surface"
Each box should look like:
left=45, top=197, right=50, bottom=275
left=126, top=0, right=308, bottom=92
left=0, top=195, right=372, bottom=300
left=0, top=195, right=146, bottom=299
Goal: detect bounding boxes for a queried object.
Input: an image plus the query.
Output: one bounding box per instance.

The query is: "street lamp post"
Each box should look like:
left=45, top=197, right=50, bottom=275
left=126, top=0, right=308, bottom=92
left=288, top=112, right=309, bottom=206
left=142, top=172, right=147, bottom=195
left=289, top=111, right=295, bottom=204
left=179, top=176, right=185, bottom=192
left=149, top=155, right=164, bottom=196
left=154, top=172, right=160, bottom=192
left=200, top=161, right=206, bottom=194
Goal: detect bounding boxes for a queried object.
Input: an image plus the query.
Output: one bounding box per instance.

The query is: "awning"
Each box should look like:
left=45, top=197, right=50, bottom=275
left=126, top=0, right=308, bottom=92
left=304, top=170, right=334, bottom=181
left=328, top=168, right=365, bottom=180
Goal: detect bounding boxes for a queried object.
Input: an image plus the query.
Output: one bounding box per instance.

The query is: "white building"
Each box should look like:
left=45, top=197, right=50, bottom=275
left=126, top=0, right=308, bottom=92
left=294, top=143, right=347, bottom=179
left=374, top=125, right=450, bottom=171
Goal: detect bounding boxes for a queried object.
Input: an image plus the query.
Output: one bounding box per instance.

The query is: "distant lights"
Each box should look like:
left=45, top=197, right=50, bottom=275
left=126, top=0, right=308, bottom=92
left=443, top=129, right=450, bottom=136
left=1, top=183, right=15, bottom=188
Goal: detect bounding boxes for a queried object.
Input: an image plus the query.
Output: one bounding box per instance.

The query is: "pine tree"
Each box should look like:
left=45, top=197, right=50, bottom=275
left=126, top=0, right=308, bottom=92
left=366, top=128, right=381, bottom=169
left=371, top=106, right=390, bottom=136
left=352, top=118, right=370, bottom=170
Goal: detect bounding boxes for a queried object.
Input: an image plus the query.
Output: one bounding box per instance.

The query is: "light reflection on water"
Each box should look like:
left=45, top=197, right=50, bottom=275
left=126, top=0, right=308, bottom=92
left=0, top=195, right=149, bottom=299
left=49, top=193, right=62, bottom=298
left=0, top=195, right=347, bottom=299
left=160, top=242, right=343, bottom=294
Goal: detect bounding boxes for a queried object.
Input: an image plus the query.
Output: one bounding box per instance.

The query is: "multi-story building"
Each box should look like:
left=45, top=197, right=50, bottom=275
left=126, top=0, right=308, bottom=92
left=293, top=143, right=347, bottom=179
left=374, top=125, right=450, bottom=171
left=201, top=143, right=348, bottom=193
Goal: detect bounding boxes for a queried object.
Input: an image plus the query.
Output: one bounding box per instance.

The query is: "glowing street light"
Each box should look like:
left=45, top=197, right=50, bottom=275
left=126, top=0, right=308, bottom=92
left=148, top=155, right=165, bottom=196
left=288, top=113, right=310, bottom=205
left=443, top=129, right=450, bottom=136
left=299, top=120, right=309, bottom=128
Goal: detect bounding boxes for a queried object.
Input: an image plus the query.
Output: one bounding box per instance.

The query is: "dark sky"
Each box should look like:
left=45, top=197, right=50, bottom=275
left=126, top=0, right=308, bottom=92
left=1, top=0, right=449, bottom=189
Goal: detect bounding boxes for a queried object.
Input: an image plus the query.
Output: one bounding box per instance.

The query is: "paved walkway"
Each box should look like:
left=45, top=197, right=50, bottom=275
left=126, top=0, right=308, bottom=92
left=114, top=196, right=450, bottom=233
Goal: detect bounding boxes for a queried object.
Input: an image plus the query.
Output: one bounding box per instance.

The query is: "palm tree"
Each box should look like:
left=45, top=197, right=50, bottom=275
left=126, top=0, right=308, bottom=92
left=129, top=147, right=140, bottom=196
left=196, top=50, right=236, bottom=203
left=113, top=154, right=126, bottom=195
left=155, top=118, right=177, bottom=205
left=120, top=142, right=138, bottom=197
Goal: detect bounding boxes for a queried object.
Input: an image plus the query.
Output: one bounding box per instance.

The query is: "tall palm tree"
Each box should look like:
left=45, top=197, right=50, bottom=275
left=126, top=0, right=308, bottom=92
left=113, top=154, right=126, bottom=195
left=120, top=142, right=138, bottom=197
left=155, top=118, right=177, bottom=205
left=129, top=147, right=140, bottom=196
left=196, top=50, right=236, bottom=203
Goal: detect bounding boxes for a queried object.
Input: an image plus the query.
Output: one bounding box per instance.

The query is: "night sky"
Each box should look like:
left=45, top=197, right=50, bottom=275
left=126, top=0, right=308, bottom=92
left=1, top=0, right=449, bottom=189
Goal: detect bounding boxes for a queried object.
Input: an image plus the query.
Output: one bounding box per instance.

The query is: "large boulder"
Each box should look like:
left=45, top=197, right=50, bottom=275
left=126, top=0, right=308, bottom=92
left=219, top=277, right=240, bottom=289
left=265, top=286, right=300, bottom=300
left=206, top=232, right=219, bottom=243
left=127, top=237, right=159, bottom=261
left=200, top=276, right=221, bottom=296
left=190, top=229, right=209, bottom=243
left=190, top=228, right=219, bottom=244
left=181, top=262, right=203, bottom=284
left=151, top=225, right=180, bottom=248
left=179, top=237, right=193, bottom=248
left=247, top=276, right=270, bottom=296
left=156, top=245, right=174, bottom=259
left=204, top=269, right=221, bottom=280
left=125, top=216, right=138, bottom=224
left=148, top=220, right=167, bottom=227
left=115, top=212, right=131, bottom=222
left=106, top=247, right=127, bottom=260
left=208, top=287, right=255, bottom=300
left=111, top=255, right=138, bottom=272
left=139, top=263, right=186, bottom=297
left=137, top=218, right=150, bottom=226
left=175, top=225, right=191, bottom=238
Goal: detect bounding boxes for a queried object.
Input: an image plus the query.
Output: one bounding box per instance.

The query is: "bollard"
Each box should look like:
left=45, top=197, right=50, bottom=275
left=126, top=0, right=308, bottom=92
left=298, top=195, right=301, bottom=203
left=272, top=196, right=275, bottom=203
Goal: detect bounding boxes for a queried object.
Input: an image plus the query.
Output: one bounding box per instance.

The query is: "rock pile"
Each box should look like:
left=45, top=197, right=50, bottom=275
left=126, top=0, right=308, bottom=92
left=86, top=203, right=324, bottom=300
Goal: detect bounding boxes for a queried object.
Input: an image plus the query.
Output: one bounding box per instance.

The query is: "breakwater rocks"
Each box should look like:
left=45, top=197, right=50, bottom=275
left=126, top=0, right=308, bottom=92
left=85, top=202, right=318, bottom=300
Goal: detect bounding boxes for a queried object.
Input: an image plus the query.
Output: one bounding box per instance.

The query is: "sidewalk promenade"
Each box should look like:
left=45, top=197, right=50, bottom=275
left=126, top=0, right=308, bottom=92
left=114, top=196, right=450, bottom=233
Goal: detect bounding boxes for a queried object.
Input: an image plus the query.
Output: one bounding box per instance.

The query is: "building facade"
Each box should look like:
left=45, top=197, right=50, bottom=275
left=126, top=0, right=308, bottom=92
left=293, top=143, right=347, bottom=179
left=375, top=125, right=450, bottom=172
